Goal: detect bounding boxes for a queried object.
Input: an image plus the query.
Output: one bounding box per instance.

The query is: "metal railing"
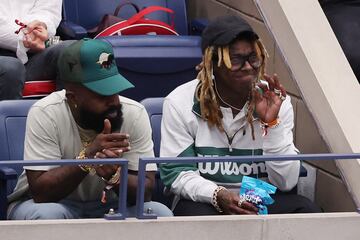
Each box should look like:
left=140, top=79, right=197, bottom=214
left=2, top=153, right=360, bottom=220
left=136, top=153, right=360, bottom=219
left=0, top=159, right=128, bottom=220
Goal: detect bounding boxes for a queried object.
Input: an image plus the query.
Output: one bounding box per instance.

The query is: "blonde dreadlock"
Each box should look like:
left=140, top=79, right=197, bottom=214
left=196, top=38, right=268, bottom=140
left=195, top=46, right=224, bottom=131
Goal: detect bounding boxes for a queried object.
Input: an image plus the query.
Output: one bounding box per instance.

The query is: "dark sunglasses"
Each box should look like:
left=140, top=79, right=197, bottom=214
left=229, top=52, right=263, bottom=71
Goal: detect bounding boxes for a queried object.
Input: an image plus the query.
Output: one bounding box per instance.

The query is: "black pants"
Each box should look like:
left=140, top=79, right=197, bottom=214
left=173, top=192, right=322, bottom=216
left=0, top=40, right=75, bottom=100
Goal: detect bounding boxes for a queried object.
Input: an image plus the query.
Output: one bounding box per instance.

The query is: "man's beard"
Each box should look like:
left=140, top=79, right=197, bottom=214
left=77, top=104, right=123, bottom=133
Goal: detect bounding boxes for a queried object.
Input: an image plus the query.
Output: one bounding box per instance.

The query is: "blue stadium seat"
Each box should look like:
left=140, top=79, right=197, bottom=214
left=59, top=0, right=189, bottom=39
left=140, top=98, right=164, bottom=157
left=105, top=35, right=202, bottom=101
left=141, top=97, right=172, bottom=207
left=0, top=100, right=36, bottom=220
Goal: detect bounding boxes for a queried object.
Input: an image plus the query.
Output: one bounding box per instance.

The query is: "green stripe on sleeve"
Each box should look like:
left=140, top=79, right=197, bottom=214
left=160, top=144, right=198, bottom=187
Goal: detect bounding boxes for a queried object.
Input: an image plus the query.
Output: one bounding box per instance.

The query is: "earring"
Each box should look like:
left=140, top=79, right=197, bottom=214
left=74, top=104, right=77, bottom=109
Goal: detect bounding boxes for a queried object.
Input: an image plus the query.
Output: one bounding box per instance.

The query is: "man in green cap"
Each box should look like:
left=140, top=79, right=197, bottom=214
left=7, top=39, right=173, bottom=219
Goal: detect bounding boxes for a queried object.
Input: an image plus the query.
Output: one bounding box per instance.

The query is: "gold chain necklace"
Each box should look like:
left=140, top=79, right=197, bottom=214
left=213, top=79, right=242, bottom=111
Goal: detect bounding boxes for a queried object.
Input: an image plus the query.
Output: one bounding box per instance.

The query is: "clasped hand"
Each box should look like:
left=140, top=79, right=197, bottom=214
left=85, top=119, right=130, bottom=180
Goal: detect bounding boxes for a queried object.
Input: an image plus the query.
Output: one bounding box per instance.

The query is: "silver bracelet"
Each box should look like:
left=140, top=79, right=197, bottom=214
left=212, top=186, right=227, bottom=213
left=45, top=36, right=61, bottom=48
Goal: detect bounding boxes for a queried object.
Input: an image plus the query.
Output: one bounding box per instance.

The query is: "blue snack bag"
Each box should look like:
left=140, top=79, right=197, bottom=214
left=239, top=176, right=277, bottom=214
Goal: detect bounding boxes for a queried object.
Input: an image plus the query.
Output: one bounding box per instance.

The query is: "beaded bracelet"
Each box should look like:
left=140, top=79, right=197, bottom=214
left=212, top=186, right=227, bottom=213
left=260, top=117, right=280, bottom=136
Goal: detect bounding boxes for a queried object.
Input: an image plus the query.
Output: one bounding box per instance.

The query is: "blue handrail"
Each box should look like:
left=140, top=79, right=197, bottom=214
left=136, top=153, right=360, bottom=219
left=0, top=158, right=128, bottom=220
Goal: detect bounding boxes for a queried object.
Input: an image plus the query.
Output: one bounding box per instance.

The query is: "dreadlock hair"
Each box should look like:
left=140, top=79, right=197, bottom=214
left=195, top=37, right=268, bottom=140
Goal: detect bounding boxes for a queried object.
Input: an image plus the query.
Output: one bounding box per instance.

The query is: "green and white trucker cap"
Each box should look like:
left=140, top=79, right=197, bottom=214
left=58, top=39, right=134, bottom=96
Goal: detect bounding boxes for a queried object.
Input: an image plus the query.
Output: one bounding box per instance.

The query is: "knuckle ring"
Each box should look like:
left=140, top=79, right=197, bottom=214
left=274, top=88, right=281, bottom=94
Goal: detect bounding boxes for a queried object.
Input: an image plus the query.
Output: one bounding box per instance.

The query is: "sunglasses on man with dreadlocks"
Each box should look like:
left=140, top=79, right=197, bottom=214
left=196, top=18, right=286, bottom=140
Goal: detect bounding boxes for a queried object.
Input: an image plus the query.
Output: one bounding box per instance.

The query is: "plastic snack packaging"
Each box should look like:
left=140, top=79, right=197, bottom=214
left=239, top=176, right=277, bottom=214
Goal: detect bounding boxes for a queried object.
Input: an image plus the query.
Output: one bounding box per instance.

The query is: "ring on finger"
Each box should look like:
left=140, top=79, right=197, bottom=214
left=273, top=88, right=281, bottom=95
left=238, top=196, right=246, bottom=208
left=280, top=94, right=286, bottom=101
left=101, top=177, right=108, bottom=182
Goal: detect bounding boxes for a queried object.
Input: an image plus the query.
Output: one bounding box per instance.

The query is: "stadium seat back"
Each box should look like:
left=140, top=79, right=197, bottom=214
left=140, top=97, right=174, bottom=207
left=140, top=98, right=164, bottom=157
left=104, top=35, right=202, bottom=101
left=0, top=100, right=36, bottom=193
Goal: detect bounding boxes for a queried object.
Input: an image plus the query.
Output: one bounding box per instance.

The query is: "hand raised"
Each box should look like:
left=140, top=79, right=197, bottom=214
left=253, top=73, right=286, bottom=123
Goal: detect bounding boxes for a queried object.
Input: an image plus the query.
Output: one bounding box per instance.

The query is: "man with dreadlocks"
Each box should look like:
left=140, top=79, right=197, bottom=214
left=159, top=15, right=320, bottom=215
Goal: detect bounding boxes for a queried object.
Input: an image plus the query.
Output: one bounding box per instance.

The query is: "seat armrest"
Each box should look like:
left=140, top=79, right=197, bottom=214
left=0, top=167, right=17, bottom=180
left=57, top=20, right=88, bottom=40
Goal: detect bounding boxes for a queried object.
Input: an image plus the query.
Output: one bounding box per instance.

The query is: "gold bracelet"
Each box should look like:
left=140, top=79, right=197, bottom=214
left=212, top=186, right=227, bottom=213
left=101, top=167, right=121, bottom=185
left=79, top=165, right=89, bottom=173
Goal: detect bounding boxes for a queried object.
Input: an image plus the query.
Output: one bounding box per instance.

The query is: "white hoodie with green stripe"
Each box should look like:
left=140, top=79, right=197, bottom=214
left=159, top=79, right=300, bottom=206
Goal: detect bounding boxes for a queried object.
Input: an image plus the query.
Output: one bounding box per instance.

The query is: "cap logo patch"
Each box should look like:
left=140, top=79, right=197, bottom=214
left=97, top=53, right=114, bottom=69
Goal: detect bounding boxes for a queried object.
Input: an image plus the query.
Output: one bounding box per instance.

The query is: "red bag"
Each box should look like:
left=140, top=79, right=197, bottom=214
left=22, top=80, right=56, bottom=98
left=87, top=2, right=140, bottom=38
left=94, top=6, right=178, bottom=38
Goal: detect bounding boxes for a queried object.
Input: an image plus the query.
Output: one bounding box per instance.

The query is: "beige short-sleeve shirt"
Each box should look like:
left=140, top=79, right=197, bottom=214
left=8, top=90, right=156, bottom=203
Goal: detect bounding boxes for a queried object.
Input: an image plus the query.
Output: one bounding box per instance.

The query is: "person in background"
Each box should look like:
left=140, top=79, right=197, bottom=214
left=7, top=39, right=173, bottom=219
left=0, top=0, right=73, bottom=100
left=160, top=15, right=321, bottom=216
